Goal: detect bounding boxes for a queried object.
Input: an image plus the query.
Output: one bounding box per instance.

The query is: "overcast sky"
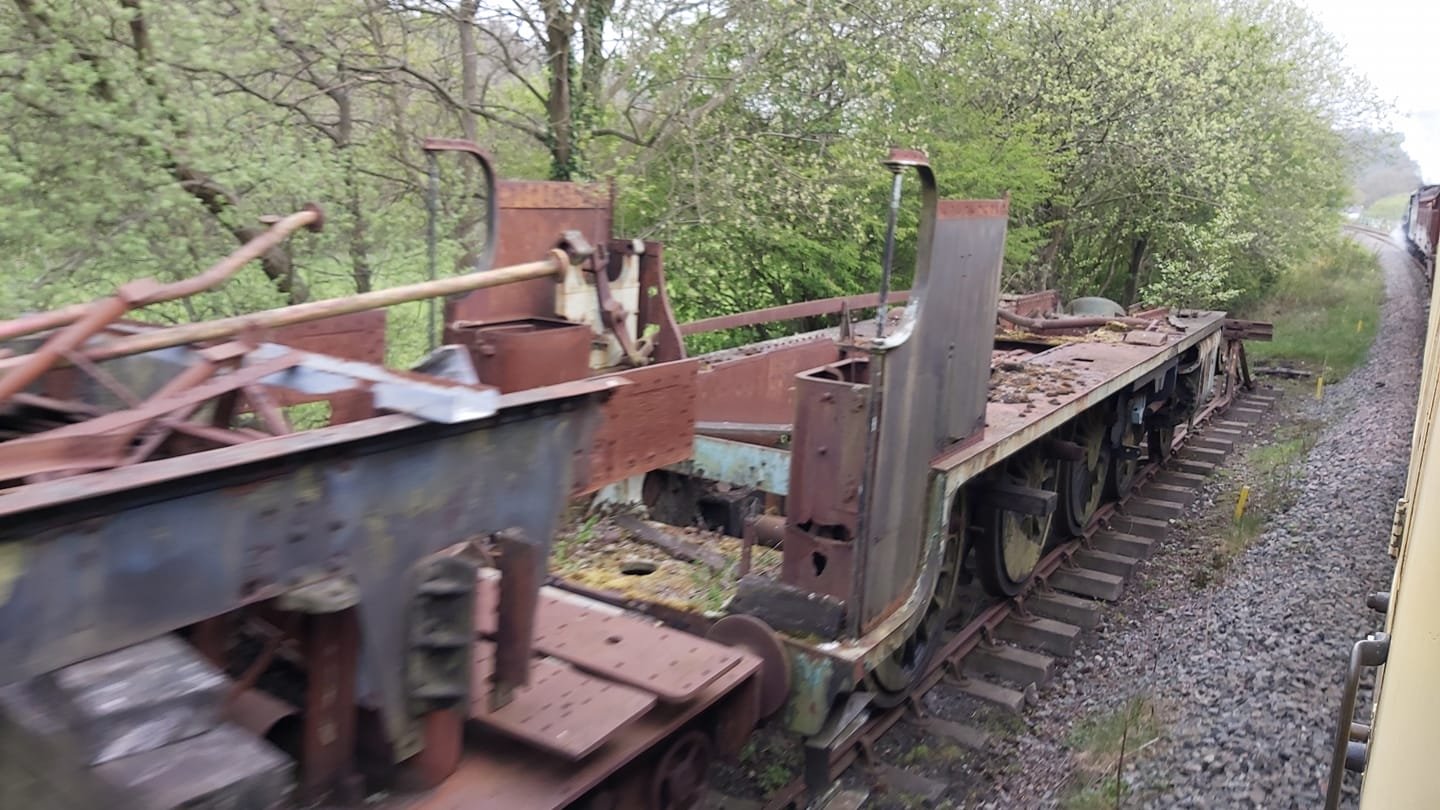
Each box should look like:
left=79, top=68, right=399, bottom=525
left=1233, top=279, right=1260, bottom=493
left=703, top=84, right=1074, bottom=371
left=1298, top=0, right=1440, bottom=181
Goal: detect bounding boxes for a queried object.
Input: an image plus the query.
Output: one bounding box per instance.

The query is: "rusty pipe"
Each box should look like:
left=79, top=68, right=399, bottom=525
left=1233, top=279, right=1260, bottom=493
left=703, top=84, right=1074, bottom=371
left=0, top=294, right=133, bottom=404
left=0, top=207, right=324, bottom=344
left=0, top=252, right=569, bottom=375
left=997, top=308, right=1157, bottom=332
left=748, top=514, right=786, bottom=548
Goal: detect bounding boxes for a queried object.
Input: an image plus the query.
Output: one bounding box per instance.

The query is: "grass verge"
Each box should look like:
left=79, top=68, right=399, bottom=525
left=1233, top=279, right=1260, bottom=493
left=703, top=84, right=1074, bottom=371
left=1060, top=696, right=1163, bottom=810
left=1244, top=240, right=1384, bottom=382
left=1218, top=416, right=1320, bottom=560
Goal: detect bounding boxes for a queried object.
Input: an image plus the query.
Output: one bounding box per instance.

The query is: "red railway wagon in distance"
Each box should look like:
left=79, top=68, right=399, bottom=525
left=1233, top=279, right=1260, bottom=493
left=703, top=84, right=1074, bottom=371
left=1404, top=184, right=1439, bottom=282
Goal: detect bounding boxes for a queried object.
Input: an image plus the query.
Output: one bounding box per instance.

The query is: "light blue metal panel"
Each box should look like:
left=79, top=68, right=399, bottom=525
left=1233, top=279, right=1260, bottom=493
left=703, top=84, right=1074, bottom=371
left=673, top=436, right=790, bottom=496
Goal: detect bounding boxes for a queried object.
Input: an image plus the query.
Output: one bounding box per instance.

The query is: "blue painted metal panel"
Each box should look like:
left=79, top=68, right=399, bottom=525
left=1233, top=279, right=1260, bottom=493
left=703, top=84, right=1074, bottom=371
left=0, top=396, right=599, bottom=745
left=675, top=435, right=790, bottom=495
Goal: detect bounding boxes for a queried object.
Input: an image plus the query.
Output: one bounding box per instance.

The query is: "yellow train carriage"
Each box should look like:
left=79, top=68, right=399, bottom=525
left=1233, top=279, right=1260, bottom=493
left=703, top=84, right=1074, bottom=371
left=1326, top=253, right=1440, bottom=809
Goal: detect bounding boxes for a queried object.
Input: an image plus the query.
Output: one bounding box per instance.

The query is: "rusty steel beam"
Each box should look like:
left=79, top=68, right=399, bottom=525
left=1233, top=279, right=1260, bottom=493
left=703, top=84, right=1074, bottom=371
left=0, top=253, right=572, bottom=376
left=0, top=380, right=608, bottom=752
left=3, top=354, right=299, bottom=448
left=678, top=291, right=912, bottom=336
left=0, top=432, right=132, bottom=480
left=0, top=207, right=324, bottom=344
left=0, top=294, right=137, bottom=404
left=490, top=529, right=542, bottom=710
left=997, top=308, right=1158, bottom=332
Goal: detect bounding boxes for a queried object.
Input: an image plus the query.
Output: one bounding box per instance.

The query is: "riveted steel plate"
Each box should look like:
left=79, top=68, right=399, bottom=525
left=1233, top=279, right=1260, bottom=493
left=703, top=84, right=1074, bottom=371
left=470, top=642, right=654, bottom=761
left=476, top=580, right=742, bottom=702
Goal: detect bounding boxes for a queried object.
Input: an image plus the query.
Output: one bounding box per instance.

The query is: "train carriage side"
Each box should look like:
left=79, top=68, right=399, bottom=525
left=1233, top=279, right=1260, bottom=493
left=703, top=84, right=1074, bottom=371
left=1329, top=220, right=1440, bottom=809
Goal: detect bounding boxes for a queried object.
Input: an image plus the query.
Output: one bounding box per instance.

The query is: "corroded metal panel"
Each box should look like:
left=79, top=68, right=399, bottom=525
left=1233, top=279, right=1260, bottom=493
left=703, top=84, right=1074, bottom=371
left=693, top=337, right=840, bottom=426
left=576, top=359, right=699, bottom=495
left=446, top=180, right=610, bottom=324
left=677, top=435, right=791, bottom=496
left=855, top=181, right=1009, bottom=631
left=0, top=389, right=605, bottom=748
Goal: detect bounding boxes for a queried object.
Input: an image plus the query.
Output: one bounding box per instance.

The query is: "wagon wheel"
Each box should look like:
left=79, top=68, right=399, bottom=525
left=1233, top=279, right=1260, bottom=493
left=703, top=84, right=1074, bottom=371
left=1107, top=415, right=1146, bottom=498
left=868, top=490, right=968, bottom=705
left=976, top=450, right=1059, bottom=597
left=1056, top=411, right=1110, bottom=539
left=1148, top=423, right=1176, bottom=463
left=647, top=730, right=712, bottom=810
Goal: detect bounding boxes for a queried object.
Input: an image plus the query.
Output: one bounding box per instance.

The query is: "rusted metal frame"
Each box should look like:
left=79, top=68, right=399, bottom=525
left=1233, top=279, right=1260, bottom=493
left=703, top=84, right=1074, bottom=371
left=242, top=384, right=292, bottom=435
left=476, top=577, right=744, bottom=704
left=0, top=432, right=133, bottom=481
left=61, top=349, right=144, bottom=408
left=411, top=650, right=760, bottom=810
left=679, top=291, right=913, bottom=337
left=573, top=359, right=698, bottom=495
left=631, top=240, right=686, bottom=363
left=0, top=208, right=324, bottom=345
left=299, top=607, right=360, bottom=802
left=125, top=405, right=248, bottom=466
left=998, top=308, right=1160, bottom=332
left=777, top=392, right=1227, bottom=807
left=0, top=384, right=607, bottom=767
left=490, top=529, right=541, bottom=710
left=774, top=322, right=1231, bottom=738
left=0, top=253, right=572, bottom=374
left=421, top=138, right=498, bottom=275
left=0, top=292, right=137, bottom=405
left=5, top=353, right=295, bottom=446
left=2, top=355, right=266, bottom=480
left=1222, top=318, right=1274, bottom=342
left=933, top=314, right=1228, bottom=480
left=125, top=355, right=256, bottom=464
left=852, top=171, right=1006, bottom=633
left=592, top=250, right=646, bottom=365
left=4, top=391, right=99, bottom=418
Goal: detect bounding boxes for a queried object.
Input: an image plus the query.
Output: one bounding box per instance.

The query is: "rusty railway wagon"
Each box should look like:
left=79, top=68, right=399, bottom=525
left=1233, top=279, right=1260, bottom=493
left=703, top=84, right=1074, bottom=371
left=0, top=145, right=1263, bottom=810
left=1403, top=184, right=1439, bottom=283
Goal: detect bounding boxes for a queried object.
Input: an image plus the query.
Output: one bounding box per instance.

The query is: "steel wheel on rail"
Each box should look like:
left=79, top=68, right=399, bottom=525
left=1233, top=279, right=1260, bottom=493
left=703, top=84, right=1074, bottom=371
left=1056, top=411, right=1110, bottom=538
left=976, top=450, right=1059, bottom=597
left=1107, top=415, right=1146, bottom=498
left=868, top=490, right=968, bottom=706
left=647, top=730, right=713, bottom=810
left=1148, top=423, right=1175, bottom=464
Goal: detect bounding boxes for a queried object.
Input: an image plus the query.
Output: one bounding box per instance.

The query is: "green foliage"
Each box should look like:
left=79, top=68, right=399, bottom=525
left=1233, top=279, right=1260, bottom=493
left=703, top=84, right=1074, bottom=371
left=1245, top=239, right=1384, bottom=380
left=1365, top=193, right=1411, bottom=224
left=1062, top=695, right=1162, bottom=810
left=0, top=0, right=1381, bottom=340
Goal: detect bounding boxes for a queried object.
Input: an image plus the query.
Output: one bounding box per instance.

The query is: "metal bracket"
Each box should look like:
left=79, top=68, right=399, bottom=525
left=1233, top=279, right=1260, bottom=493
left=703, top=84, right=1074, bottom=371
left=1388, top=497, right=1408, bottom=559
left=1324, top=632, right=1390, bottom=809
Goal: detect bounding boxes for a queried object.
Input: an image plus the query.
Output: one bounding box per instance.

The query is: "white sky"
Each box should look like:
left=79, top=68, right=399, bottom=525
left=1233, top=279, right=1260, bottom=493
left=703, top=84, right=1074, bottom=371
left=1298, top=0, right=1440, bottom=181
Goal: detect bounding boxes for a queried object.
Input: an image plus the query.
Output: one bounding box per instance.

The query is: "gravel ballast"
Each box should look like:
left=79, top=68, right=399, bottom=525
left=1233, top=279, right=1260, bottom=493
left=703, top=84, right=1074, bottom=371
left=974, top=237, right=1421, bottom=810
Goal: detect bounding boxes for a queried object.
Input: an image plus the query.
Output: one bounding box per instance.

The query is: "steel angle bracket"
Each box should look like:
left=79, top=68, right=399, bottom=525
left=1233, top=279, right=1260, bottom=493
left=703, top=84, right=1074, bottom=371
left=246, top=343, right=501, bottom=424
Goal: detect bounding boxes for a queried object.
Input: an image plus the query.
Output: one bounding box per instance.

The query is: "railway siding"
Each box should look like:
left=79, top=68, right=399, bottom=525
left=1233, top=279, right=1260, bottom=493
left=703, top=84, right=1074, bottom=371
left=969, top=236, right=1416, bottom=809
left=703, top=382, right=1283, bottom=809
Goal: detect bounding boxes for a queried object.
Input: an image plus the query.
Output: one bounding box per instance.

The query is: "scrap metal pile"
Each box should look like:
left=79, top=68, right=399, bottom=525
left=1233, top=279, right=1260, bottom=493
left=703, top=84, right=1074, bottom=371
left=0, top=144, right=1268, bottom=810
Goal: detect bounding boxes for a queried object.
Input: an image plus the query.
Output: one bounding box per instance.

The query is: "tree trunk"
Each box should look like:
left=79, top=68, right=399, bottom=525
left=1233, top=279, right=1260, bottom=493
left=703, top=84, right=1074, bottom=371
left=1121, top=235, right=1148, bottom=307
left=458, top=0, right=479, bottom=143
left=171, top=163, right=310, bottom=304
left=543, top=2, right=575, bottom=180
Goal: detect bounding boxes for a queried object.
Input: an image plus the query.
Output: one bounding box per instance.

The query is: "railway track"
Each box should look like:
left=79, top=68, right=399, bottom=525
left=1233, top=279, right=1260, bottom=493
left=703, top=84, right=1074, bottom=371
left=757, top=386, right=1280, bottom=809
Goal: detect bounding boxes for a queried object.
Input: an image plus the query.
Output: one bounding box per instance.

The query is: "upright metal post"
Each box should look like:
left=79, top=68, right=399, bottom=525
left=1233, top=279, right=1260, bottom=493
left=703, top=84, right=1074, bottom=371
left=875, top=167, right=904, bottom=338
left=425, top=151, right=441, bottom=353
